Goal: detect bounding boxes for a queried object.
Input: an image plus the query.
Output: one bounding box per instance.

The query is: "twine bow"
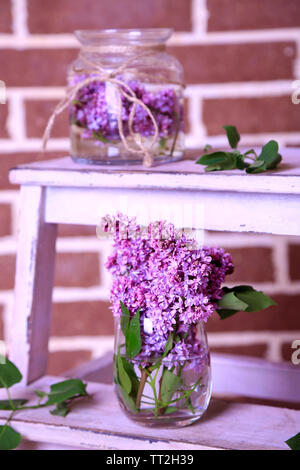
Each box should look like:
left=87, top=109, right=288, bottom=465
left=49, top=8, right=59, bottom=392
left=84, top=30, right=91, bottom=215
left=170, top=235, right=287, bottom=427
left=42, top=51, right=164, bottom=167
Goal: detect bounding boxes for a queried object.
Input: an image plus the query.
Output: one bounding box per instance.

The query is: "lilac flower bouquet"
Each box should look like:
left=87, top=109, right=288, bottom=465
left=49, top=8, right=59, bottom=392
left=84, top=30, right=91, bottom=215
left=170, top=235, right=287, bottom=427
left=69, top=76, right=184, bottom=165
left=102, top=214, right=275, bottom=427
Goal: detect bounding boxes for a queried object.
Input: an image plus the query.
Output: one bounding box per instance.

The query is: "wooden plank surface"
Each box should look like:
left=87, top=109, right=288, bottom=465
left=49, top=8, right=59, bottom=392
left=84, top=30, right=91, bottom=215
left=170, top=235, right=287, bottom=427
left=0, top=376, right=298, bottom=450
left=44, top=185, right=300, bottom=236
left=9, top=185, right=57, bottom=385
left=9, top=148, right=300, bottom=195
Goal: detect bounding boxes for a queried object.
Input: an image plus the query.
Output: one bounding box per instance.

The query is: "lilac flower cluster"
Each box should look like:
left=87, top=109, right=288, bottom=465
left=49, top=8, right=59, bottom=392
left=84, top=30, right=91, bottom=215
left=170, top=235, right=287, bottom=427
left=104, top=215, right=234, bottom=366
left=69, top=74, right=183, bottom=141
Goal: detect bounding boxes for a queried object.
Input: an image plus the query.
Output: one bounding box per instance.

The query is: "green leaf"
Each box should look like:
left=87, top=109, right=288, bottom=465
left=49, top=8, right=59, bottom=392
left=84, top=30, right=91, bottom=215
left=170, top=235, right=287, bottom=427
left=117, top=349, right=132, bottom=395
left=246, top=140, right=282, bottom=174
left=50, top=402, right=69, bottom=417
left=203, top=144, right=212, bottom=152
left=0, top=399, right=27, bottom=410
left=235, top=154, right=247, bottom=170
left=217, top=292, right=248, bottom=312
left=196, top=151, right=229, bottom=166
left=258, top=140, right=279, bottom=164
left=268, top=152, right=282, bottom=170
left=233, top=285, right=276, bottom=312
left=0, top=425, right=22, bottom=450
left=216, top=308, right=239, bottom=320
left=159, top=137, right=167, bottom=149
left=92, top=131, right=110, bottom=143
left=286, top=432, right=300, bottom=450
left=160, top=369, right=182, bottom=404
left=246, top=159, right=265, bottom=170
left=216, top=285, right=276, bottom=319
left=118, top=385, right=138, bottom=414
left=0, top=356, right=22, bottom=389
left=223, top=125, right=240, bottom=149
left=125, top=309, right=142, bottom=359
left=162, top=332, right=174, bottom=358
left=71, top=99, right=82, bottom=107
left=121, top=356, right=139, bottom=397
left=45, top=379, right=87, bottom=406
left=120, top=301, right=130, bottom=336
left=203, top=152, right=245, bottom=172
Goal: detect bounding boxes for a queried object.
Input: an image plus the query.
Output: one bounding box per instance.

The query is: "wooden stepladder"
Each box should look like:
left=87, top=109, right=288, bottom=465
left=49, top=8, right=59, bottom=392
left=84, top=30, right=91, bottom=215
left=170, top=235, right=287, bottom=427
left=2, top=150, right=299, bottom=450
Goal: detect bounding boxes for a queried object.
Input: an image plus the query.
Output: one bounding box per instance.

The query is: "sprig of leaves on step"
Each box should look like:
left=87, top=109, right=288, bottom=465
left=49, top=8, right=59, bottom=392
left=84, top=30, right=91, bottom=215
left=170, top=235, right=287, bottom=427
left=216, top=285, right=276, bottom=319
left=0, top=356, right=88, bottom=450
left=196, top=125, right=282, bottom=173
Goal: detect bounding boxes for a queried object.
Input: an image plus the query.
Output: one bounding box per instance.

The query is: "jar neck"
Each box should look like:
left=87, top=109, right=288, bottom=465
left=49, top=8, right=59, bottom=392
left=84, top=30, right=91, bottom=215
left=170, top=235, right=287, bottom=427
left=79, top=43, right=166, bottom=56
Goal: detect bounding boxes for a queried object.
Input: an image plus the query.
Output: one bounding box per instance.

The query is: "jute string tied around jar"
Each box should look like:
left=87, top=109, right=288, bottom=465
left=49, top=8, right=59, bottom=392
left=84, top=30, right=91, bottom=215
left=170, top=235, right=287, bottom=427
left=42, top=45, right=183, bottom=167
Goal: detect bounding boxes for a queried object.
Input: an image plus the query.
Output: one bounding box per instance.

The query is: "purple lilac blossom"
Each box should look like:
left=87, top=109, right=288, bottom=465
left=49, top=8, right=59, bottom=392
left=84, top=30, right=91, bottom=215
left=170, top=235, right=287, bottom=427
left=69, top=74, right=182, bottom=141
left=104, top=214, right=234, bottom=366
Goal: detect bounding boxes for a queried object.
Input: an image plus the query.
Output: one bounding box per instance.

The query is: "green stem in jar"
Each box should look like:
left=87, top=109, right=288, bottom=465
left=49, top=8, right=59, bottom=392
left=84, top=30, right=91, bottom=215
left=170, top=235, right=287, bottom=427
left=135, top=368, right=148, bottom=410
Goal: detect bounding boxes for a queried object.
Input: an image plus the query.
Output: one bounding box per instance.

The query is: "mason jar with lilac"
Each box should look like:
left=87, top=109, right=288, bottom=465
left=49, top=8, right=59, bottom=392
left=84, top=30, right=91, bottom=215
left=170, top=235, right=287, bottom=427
left=68, top=29, right=185, bottom=166
left=102, top=215, right=236, bottom=427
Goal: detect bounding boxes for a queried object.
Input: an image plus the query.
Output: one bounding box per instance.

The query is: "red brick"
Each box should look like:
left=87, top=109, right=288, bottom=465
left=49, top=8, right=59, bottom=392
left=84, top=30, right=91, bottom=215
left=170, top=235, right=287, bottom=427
left=0, top=204, right=11, bottom=237
left=210, top=343, right=268, bottom=358
left=170, top=42, right=296, bottom=84
left=0, top=255, right=15, bottom=290
left=0, top=0, right=12, bottom=33
left=0, top=49, right=77, bottom=87
left=58, top=224, right=96, bottom=237
left=0, top=306, right=4, bottom=339
left=227, top=247, right=274, bottom=283
left=28, top=0, right=192, bottom=33
left=51, top=301, right=113, bottom=336
left=0, top=103, right=9, bottom=138
left=47, top=350, right=92, bottom=376
left=288, top=244, right=300, bottom=281
left=203, top=96, right=300, bottom=135
left=0, top=151, right=67, bottom=189
left=54, top=253, right=100, bottom=287
left=25, top=100, right=69, bottom=138
left=1, top=41, right=296, bottom=87
left=208, top=0, right=300, bottom=31
left=207, top=294, right=300, bottom=333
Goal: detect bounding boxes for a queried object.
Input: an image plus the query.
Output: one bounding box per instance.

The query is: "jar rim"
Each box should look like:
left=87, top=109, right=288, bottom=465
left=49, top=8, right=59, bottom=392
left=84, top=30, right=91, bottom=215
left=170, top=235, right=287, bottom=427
left=75, top=28, right=173, bottom=46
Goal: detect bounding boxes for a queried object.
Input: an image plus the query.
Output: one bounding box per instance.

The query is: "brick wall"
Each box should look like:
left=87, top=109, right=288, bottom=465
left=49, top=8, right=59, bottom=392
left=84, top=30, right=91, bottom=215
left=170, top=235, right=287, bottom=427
left=0, top=0, right=299, bottom=375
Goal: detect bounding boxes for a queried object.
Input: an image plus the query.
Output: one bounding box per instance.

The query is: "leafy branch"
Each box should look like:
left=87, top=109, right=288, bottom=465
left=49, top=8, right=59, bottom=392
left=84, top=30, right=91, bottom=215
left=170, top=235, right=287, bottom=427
left=196, top=125, right=282, bottom=173
left=216, top=285, right=276, bottom=320
left=0, top=356, right=88, bottom=450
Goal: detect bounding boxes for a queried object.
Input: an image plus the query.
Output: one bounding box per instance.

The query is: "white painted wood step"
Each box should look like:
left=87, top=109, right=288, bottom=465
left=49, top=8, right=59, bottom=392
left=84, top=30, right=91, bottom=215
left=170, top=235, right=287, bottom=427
left=0, top=376, right=299, bottom=450
left=9, top=148, right=300, bottom=194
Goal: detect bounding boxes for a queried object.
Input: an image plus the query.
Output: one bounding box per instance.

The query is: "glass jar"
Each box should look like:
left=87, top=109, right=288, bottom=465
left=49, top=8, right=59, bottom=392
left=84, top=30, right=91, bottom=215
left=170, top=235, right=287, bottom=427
left=113, top=319, right=212, bottom=428
left=68, top=29, right=185, bottom=165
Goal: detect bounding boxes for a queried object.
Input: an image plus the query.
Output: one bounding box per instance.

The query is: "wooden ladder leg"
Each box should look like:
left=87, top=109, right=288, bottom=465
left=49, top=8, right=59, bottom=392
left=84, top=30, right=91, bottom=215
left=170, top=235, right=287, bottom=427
left=8, top=185, right=57, bottom=384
